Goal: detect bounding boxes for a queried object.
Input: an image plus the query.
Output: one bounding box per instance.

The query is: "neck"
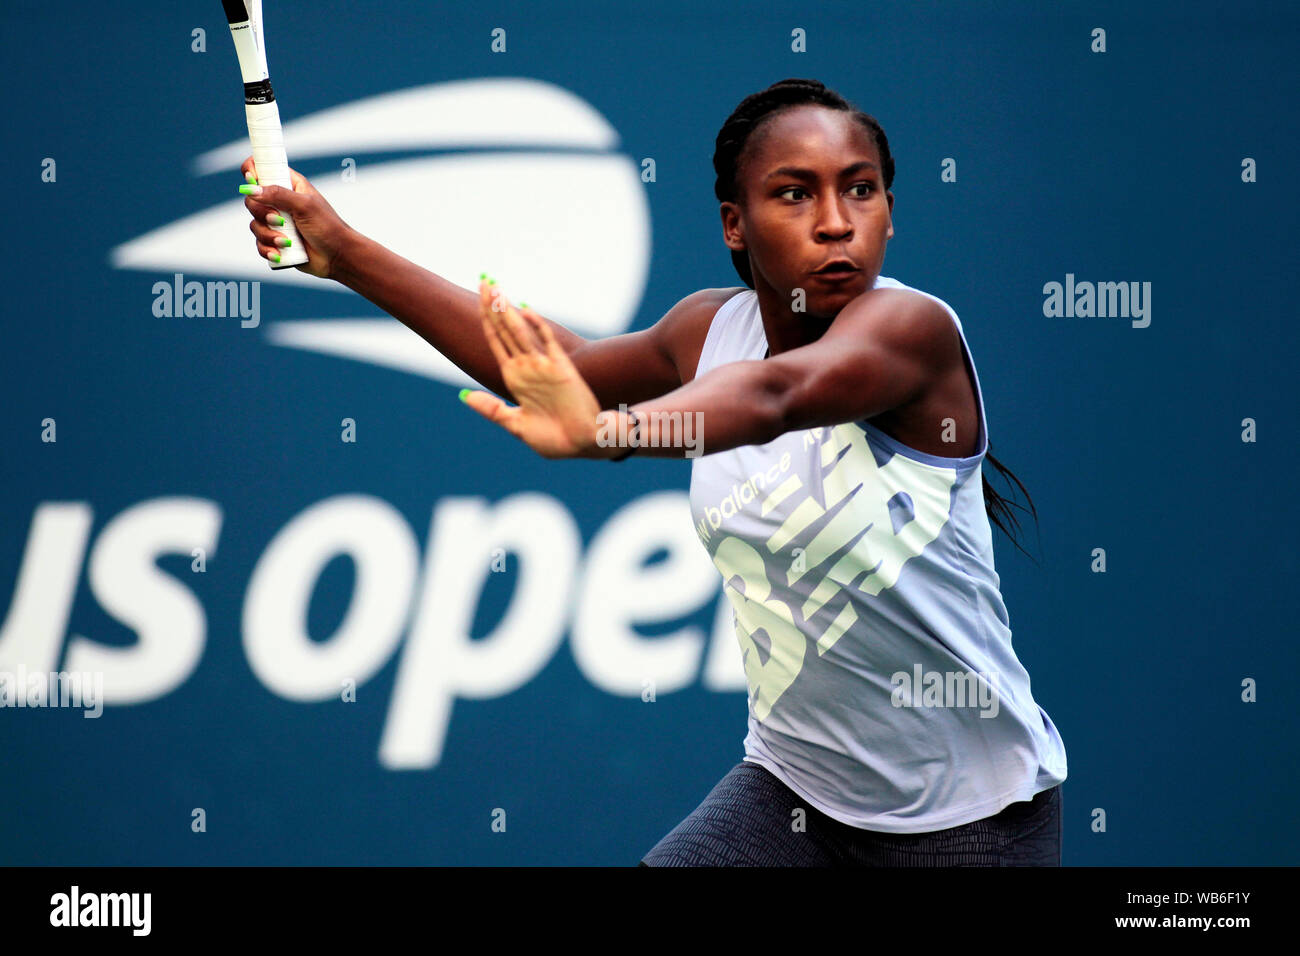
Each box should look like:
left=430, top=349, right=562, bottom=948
left=754, top=289, right=835, bottom=357
left=753, top=271, right=879, bottom=357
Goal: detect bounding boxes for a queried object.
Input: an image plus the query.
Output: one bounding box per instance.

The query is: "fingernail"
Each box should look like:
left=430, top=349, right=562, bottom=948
left=275, top=237, right=293, bottom=248
left=239, top=184, right=262, bottom=196
left=488, top=278, right=496, bottom=285
left=479, top=272, right=487, bottom=280
left=519, top=302, right=528, bottom=309
left=268, top=213, right=285, bottom=226
left=458, top=388, right=471, bottom=403
left=270, top=252, right=281, bottom=264
left=244, top=170, right=258, bottom=185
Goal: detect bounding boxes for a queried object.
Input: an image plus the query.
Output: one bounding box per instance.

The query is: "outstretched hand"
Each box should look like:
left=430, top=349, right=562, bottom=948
left=460, top=279, right=606, bottom=459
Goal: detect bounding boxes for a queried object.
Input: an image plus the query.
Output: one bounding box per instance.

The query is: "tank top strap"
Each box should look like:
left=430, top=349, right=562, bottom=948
left=694, top=289, right=761, bottom=378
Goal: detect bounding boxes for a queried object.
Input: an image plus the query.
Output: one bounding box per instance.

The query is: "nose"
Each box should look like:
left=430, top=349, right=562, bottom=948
left=815, top=195, right=852, bottom=241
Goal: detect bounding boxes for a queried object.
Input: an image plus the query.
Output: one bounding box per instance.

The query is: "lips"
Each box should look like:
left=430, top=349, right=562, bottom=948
left=811, top=260, right=861, bottom=284
left=813, top=260, right=859, bottom=275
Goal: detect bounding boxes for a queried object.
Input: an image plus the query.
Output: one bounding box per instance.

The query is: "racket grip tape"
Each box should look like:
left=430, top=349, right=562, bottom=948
left=245, top=99, right=309, bottom=269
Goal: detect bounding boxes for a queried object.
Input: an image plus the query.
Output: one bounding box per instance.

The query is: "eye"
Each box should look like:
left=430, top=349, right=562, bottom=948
left=849, top=182, right=874, bottom=197
left=778, top=186, right=808, bottom=201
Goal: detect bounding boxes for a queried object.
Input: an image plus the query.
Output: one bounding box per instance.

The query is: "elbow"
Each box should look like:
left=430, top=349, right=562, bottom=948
left=768, top=361, right=850, bottom=440
left=762, top=361, right=804, bottom=442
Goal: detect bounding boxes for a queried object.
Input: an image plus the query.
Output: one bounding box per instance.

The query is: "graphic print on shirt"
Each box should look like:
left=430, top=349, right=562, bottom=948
left=699, top=421, right=958, bottom=721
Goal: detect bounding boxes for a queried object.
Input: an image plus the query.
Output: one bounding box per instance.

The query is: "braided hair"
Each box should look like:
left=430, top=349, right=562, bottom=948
left=711, top=78, right=1039, bottom=561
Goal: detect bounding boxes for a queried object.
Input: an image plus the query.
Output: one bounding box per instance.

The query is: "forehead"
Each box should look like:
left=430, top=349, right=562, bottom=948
left=742, top=105, right=879, bottom=173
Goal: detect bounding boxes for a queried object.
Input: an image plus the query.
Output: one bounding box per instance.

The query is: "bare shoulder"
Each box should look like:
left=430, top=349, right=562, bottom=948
left=652, top=286, right=749, bottom=384
left=833, top=286, right=959, bottom=369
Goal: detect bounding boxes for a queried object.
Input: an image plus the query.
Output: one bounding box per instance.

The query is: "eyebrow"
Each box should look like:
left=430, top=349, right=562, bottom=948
left=764, top=161, right=878, bottom=182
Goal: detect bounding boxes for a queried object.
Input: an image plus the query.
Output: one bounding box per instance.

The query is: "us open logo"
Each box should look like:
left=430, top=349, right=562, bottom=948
left=4, top=78, right=744, bottom=771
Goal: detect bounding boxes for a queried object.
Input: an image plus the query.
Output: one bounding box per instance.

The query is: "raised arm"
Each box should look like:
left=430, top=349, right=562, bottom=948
left=239, top=158, right=730, bottom=407
left=460, top=282, right=953, bottom=463
left=331, top=239, right=735, bottom=407
left=602, top=287, right=956, bottom=457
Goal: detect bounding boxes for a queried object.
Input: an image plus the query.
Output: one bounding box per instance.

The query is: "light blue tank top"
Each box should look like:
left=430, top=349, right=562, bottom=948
left=688, top=276, right=1068, bottom=832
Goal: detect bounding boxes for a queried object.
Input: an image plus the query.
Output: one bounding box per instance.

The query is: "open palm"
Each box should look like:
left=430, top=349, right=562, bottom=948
left=461, top=279, right=603, bottom=459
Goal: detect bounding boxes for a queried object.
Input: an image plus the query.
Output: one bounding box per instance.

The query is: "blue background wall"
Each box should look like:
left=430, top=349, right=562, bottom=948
left=2, top=0, right=1296, bottom=865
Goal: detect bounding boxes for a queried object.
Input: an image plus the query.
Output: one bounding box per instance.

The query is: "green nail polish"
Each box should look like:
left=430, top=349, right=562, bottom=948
left=479, top=272, right=486, bottom=280
left=244, top=171, right=258, bottom=185
left=272, top=214, right=285, bottom=226
left=458, top=388, right=471, bottom=403
left=238, top=184, right=258, bottom=195
left=276, top=237, right=292, bottom=248
left=488, top=278, right=496, bottom=285
left=270, top=252, right=281, bottom=264
left=519, top=302, right=528, bottom=308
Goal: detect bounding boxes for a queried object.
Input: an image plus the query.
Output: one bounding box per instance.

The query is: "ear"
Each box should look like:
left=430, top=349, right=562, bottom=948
left=885, top=190, right=895, bottom=240
left=720, top=201, right=746, bottom=252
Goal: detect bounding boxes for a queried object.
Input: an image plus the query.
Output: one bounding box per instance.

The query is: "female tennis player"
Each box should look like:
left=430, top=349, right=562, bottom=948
left=240, top=77, right=1067, bottom=866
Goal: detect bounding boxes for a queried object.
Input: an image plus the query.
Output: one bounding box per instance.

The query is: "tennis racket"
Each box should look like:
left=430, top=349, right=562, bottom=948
left=221, top=0, right=309, bottom=269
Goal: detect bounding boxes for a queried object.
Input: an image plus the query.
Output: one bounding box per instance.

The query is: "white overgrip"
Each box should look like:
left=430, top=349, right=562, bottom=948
left=245, top=100, right=308, bottom=268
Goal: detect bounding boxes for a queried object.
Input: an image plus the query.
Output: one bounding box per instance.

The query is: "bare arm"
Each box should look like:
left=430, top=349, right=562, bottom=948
left=461, top=284, right=950, bottom=462
left=239, top=157, right=730, bottom=407
left=604, top=288, right=954, bottom=458
left=328, top=233, right=585, bottom=400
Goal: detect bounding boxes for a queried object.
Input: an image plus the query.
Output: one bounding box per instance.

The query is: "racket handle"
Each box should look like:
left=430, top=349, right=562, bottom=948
left=245, top=99, right=309, bottom=269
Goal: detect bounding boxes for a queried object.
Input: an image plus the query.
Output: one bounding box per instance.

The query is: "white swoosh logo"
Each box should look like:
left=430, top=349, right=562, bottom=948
left=110, top=78, right=650, bottom=385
